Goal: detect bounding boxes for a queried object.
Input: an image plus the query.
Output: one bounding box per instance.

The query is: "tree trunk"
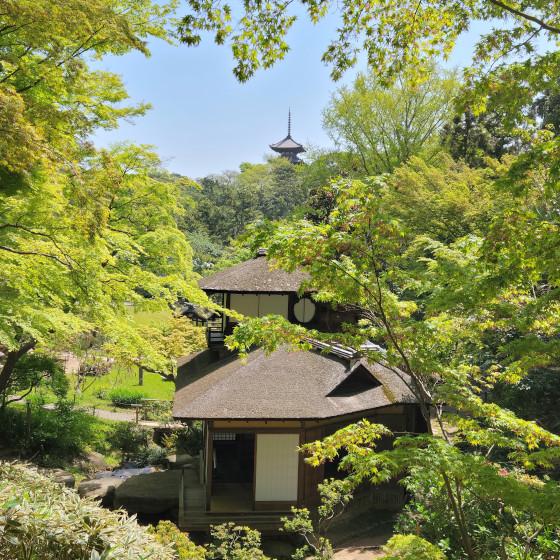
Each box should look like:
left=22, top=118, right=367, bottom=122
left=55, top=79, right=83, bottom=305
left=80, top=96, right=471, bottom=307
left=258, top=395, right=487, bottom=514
left=0, top=341, right=35, bottom=398
left=138, top=365, right=144, bottom=386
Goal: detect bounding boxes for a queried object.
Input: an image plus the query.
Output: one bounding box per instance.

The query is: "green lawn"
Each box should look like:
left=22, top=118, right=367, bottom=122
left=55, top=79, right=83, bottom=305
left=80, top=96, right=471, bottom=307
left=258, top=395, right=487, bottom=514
left=27, top=310, right=180, bottom=410
left=69, top=310, right=176, bottom=409
left=69, top=365, right=175, bottom=410
left=131, top=309, right=172, bottom=326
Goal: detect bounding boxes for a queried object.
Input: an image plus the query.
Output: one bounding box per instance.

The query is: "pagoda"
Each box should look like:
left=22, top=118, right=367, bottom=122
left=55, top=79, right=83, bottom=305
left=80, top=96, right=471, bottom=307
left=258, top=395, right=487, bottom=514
left=269, top=109, right=305, bottom=164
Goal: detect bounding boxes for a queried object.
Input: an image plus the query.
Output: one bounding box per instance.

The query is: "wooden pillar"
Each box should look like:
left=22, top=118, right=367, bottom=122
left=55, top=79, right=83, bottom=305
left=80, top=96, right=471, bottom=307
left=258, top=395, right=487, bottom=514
left=206, top=421, right=213, bottom=511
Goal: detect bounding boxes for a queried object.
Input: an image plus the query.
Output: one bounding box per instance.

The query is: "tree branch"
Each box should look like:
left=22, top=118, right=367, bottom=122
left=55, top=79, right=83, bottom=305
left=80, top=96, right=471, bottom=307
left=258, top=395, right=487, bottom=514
left=488, top=0, right=560, bottom=34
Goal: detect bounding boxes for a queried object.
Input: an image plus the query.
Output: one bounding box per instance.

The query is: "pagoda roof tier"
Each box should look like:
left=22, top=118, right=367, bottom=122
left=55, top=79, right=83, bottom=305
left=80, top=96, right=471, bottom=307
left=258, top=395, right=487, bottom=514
left=269, top=134, right=305, bottom=153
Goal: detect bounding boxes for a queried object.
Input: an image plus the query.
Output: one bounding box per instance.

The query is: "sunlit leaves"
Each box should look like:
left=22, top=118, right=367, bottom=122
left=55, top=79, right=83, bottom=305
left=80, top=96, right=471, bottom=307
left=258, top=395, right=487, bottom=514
left=323, top=66, right=458, bottom=174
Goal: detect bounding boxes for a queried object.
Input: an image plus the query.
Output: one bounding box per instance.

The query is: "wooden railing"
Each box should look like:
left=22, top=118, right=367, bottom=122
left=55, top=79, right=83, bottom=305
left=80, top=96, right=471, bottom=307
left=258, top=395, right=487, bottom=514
left=206, top=325, right=225, bottom=346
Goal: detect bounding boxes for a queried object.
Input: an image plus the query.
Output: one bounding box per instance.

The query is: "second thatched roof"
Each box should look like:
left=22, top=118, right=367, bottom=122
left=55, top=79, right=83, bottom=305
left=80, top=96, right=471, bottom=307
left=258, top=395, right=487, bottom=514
left=199, top=251, right=309, bottom=293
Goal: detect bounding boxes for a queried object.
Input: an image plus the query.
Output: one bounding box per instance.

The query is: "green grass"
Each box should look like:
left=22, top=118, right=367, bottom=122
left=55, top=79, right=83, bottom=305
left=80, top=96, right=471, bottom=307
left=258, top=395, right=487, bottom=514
left=70, top=311, right=176, bottom=409
left=130, top=309, right=172, bottom=327
left=69, top=365, right=175, bottom=410
left=26, top=310, right=179, bottom=410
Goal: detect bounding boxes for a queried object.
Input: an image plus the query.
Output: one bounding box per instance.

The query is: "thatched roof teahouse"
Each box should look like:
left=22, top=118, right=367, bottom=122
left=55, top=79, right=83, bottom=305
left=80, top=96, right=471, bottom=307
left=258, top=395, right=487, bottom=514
left=173, top=250, right=427, bottom=531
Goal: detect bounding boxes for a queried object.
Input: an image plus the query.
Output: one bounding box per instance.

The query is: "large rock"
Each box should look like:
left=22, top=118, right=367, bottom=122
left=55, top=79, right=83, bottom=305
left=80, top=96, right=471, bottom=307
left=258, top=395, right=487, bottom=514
left=76, top=451, right=109, bottom=473
left=114, top=470, right=181, bottom=515
left=86, top=451, right=108, bottom=469
left=167, top=453, right=195, bottom=469
left=51, top=469, right=75, bottom=488
left=78, top=477, right=124, bottom=507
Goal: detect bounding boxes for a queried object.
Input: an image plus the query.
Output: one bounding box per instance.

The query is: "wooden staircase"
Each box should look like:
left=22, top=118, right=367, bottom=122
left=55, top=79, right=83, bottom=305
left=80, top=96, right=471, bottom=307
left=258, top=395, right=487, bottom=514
left=178, top=467, right=291, bottom=532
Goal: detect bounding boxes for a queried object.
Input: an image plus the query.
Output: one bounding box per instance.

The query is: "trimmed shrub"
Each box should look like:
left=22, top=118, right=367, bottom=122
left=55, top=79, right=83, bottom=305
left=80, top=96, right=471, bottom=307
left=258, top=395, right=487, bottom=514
left=148, top=520, right=205, bottom=560
left=108, top=387, right=147, bottom=407
left=108, top=423, right=152, bottom=459
left=0, top=462, right=174, bottom=560
left=177, top=421, right=203, bottom=455
left=382, top=535, right=447, bottom=560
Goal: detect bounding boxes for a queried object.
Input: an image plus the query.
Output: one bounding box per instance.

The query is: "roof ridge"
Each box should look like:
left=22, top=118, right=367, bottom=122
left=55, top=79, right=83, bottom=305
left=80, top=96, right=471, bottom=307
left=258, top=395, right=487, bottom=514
left=306, top=338, right=358, bottom=360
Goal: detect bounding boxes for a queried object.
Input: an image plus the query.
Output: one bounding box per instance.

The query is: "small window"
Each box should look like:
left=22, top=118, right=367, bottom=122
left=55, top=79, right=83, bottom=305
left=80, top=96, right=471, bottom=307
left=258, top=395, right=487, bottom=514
left=293, top=297, right=316, bottom=323
left=213, top=432, right=236, bottom=441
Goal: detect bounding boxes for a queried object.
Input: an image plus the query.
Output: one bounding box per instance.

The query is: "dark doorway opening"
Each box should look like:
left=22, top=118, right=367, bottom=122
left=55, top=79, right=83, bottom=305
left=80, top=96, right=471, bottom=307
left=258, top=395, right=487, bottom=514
left=212, top=432, right=255, bottom=483
left=211, top=432, right=255, bottom=512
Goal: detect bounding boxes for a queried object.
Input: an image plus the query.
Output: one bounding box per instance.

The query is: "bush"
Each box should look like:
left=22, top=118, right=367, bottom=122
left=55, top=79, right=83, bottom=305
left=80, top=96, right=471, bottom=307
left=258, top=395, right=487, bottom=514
left=0, top=402, right=111, bottom=465
left=94, top=388, right=109, bottom=400
left=382, top=535, right=447, bottom=560
left=108, top=423, right=152, bottom=459
left=177, top=421, right=203, bottom=455
left=148, top=520, right=206, bottom=560
left=132, top=444, right=169, bottom=467
left=0, top=462, right=174, bottom=560
left=140, top=399, right=173, bottom=422
left=108, top=387, right=147, bottom=407
left=206, top=523, right=270, bottom=560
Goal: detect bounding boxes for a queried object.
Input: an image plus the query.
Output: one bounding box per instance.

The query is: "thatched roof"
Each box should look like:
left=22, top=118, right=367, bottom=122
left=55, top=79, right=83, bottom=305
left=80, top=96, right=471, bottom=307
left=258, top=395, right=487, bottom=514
left=199, top=253, right=309, bottom=293
left=173, top=346, right=416, bottom=420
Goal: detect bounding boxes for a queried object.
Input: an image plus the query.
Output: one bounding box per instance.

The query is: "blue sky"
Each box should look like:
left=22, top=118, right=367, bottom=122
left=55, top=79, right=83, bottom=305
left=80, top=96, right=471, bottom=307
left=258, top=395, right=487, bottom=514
left=92, top=12, right=489, bottom=179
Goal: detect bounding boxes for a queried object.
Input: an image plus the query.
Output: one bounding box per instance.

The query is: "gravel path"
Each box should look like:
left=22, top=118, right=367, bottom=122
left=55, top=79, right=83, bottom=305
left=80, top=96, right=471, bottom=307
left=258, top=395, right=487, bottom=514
left=42, top=403, right=182, bottom=428
left=333, top=533, right=389, bottom=559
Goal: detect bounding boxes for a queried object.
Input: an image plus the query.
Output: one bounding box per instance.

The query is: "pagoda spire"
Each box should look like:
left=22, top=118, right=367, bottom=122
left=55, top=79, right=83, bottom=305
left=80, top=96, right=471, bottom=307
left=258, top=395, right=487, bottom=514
left=288, top=108, right=291, bottom=137
left=270, top=109, right=306, bottom=164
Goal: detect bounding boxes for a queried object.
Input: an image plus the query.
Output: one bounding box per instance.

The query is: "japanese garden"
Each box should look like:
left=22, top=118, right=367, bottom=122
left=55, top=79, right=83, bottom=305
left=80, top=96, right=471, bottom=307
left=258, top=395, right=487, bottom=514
left=1, top=1, right=560, bottom=559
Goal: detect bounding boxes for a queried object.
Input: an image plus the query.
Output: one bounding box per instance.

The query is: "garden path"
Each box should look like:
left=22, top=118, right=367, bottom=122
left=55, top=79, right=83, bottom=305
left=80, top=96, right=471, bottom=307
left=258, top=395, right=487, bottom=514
left=332, top=533, right=389, bottom=559
left=42, top=403, right=183, bottom=428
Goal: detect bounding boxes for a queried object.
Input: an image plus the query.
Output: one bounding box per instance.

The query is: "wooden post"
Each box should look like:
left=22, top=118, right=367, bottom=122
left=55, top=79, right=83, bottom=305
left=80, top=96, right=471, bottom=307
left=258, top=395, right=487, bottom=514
left=206, top=422, right=213, bottom=511
left=138, top=365, right=144, bottom=386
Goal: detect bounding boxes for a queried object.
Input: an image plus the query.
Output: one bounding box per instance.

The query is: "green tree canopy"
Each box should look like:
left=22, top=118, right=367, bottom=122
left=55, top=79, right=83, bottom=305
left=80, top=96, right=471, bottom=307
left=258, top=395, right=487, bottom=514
left=177, top=0, right=560, bottom=86
left=0, top=0, right=173, bottom=180
left=229, top=146, right=560, bottom=558
left=323, top=67, right=458, bottom=174
left=0, top=0, right=205, bottom=400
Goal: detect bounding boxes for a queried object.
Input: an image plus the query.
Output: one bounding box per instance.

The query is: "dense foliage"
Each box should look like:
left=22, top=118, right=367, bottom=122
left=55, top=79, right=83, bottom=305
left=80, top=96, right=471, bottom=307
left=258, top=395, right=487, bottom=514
left=3, top=0, right=560, bottom=558
left=218, top=6, right=560, bottom=557
left=323, top=67, right=458, bottom=174
left=0, top=0, right=206, bottom=405
left=0, top=462, right=175, bottom=560
left=148, top=521, right=206, bottom=560
left=382, top=535, right=448, bottom=560
left=0, top=402, right=112, bottom=466
left=206, top=523, right=271, bottom=560
left=180, top=158, right=309, bottom=271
